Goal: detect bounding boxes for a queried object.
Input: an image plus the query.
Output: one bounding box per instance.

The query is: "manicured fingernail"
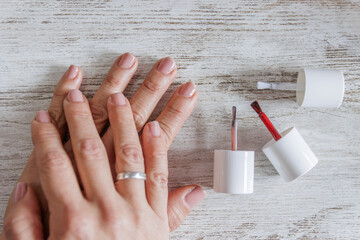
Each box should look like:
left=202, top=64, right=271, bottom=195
left=67, top=89, right=84, bottom=103
left=157, top=57, right=176, bottom=75
left=14, top=182, right=27, bottom=203
left=185, top=186, right=205, bottom=209
left=66, top=65, right=79, bottom=80
left=148, top=121, right=160, bottom=136
left=35, top=110, right=51, bottom=123
left=179, top=82, right=196, bottom=97
left=118, top=53, right=136, bottom=69
left=110, top=92, right=126, bottom=106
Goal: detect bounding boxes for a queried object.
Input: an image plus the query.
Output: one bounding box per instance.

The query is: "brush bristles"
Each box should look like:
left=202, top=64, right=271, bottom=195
left=251, top=101, right=262, bottom=114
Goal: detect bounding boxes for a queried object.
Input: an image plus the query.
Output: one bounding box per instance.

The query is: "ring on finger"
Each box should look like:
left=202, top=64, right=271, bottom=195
left=116, top=172, right=146, bottom=181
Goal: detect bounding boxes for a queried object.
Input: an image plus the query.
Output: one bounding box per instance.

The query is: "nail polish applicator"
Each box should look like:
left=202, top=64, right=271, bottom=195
left=257, top=68, right=344, bottom=108
left=213, top=106, right=254, bottom=194
left=251, top=101, right=318, bottom=182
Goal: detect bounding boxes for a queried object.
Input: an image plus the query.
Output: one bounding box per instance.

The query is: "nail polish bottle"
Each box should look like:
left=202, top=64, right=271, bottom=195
left=213, top=107, right=254, bottom=194
left=257, top=68, right=344, bottom=108
left=251, top=101, right=318, bottom=182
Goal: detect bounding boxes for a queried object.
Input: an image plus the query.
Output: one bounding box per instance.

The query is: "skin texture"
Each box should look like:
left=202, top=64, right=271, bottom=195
left=1, top=55, right=205, bottom=239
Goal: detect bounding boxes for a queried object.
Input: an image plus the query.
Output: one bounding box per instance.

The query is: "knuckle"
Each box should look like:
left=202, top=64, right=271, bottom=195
left=104, top=74, right=121, bottom=87
left=102, top=209, right=123, bottom=229
left=78, top=138, right=103, bottom=159
left=48, top=106, right=63, bottom=123
left=35, top=126, right=59, bottom=142
left=90, top=102, right=108, bottom=122
left=117, top=143, right=143, bottom=166
left=42, top=151, right=68, bottom=172
left=68, top=109, right=91, bottom=120
left=166, top=104, right=185, bottom=118
left=66, top=214, right=92, bottom=238
left=142, top=76, right=163, bottom=93
left=4, top=212, right=39, bottom=239
left=148, top=171, right=168, bottom=189
left=132, top=110, right=146, bottom=127
left=158, top=122, right=173, bottom=145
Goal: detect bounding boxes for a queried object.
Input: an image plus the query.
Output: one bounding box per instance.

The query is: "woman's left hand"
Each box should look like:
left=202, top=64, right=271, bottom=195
left=1, top=55, right=206, bottom=239
left=4, top=88, right=205, bottom=239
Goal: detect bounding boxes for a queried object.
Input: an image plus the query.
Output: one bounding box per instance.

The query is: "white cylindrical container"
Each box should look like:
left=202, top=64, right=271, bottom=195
left=296, top=68, right=344, bottom=108
left=262, top=127, right=318, bottom=182
left=213, top=150, right=254, bottom=194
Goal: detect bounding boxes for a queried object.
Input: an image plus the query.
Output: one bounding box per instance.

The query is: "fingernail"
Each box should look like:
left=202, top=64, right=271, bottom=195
left=110, top=92, right=126, bottom=106
left=66, top=65, right=79, bottom=80
left=35, top=110, right=51, bottom=123
left=118, top=53, right=136, bottom=69
left=157, top=57, right=176, bottom=75
left=148, top=121, right=160, bottom=136
left=179, top=82, right=196, bottom=98
left=185, top=186, right=205, bottom=209
left=67, top=89, right=84, bottom=103
left=14, top=182, right=27, bottom=203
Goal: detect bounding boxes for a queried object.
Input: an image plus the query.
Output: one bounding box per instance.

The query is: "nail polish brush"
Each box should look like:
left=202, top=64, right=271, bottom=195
left=213, top=106, right=254, bottom=194
left=231, top=106, right=237, bottom=151
left=251, top=101, right=281, bottom=141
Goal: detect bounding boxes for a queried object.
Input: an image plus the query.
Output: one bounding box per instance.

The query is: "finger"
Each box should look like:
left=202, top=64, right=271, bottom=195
left=48, top=65, right=83, bottom=139
left=130, top=57, right=176, bottom=131
left=107, top=92, right=146, bottom=205
left=156, top=82, right=198, bottom=148
left=31, top=110, right=83, bottom=206
left=64, top=90, right=114, bottom=200
left=3, top=183, right=43, bottom=240
left=101, top=57, right=176, bottom=158
left=90, top=53, right=137, bottom=133
left=142, top=121, right=168, bottom=219
left=167, top=185, right=205, bottom=232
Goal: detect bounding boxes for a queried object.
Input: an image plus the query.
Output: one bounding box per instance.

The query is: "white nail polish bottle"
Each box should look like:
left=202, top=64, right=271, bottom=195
left=251, top=101, right=319, bottom=182
left=213, top=107, right=254, bottom=194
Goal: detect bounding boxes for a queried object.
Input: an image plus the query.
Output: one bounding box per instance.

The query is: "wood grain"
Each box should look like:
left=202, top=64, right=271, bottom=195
left=1, top=0, right=360, bottom=239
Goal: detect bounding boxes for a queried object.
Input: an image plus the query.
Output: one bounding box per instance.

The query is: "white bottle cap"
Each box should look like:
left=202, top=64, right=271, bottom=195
left=213, top=150, right=254, bottom=194
left=297, top=68, right=344, bottom=108
left=262, top=127, right=318, bottom=182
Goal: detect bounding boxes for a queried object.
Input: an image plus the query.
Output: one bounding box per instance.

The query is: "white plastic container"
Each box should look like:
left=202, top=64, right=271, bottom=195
left=213, top=150, right=254, bottom=194
left=257, top=68, right=345, bottom=108
left=297, top=68, right=344, bottom=108
left=262, top=127, right=318, bottom=182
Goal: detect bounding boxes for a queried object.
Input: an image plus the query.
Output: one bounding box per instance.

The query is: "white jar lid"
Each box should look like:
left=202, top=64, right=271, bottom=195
left=262, top=127, right=318, bottom=182
left=297, top=68, right=344, bottom=108
left=213, top=150, right=254, bottom=194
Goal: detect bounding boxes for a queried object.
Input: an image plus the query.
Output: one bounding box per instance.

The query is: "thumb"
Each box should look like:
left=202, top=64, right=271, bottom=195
left=167, top=185, right=206, bottom=232
left=2, top=182, right=43, bottom=240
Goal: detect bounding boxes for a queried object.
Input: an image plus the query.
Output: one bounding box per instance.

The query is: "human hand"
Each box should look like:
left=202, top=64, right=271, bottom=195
left=1, top=54, right=205, bottom=238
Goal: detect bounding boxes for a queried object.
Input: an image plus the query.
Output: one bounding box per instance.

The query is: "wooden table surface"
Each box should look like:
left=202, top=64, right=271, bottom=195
left=1, top=1, right=359, bottom=239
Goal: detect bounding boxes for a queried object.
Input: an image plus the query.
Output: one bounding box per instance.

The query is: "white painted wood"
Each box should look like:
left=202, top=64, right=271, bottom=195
left=1, top=0, right=360, bottom=238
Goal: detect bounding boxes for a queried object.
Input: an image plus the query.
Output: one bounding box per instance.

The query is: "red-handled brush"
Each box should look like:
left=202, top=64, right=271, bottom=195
left=251, top=101, right=282, bottom=141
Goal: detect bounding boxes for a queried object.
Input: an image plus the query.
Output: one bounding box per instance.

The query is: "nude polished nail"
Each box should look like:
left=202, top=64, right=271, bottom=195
left=66, top=65, right=79, bottom=80
left=148, top=121, right=161, bottom=136
left=118, top=53, right=136, bottom=69
left=157, top=57, right=176, bottom=75
left=35, top=110, right=51, bottom=123
left=14, top=182, right=27, bottom=203
left=67, top=89, right=84, bottom=103
left=110, top=92, right=126, bottom=105
left=185, top=186, right=205, bottom=209
left=179, top=82, right=196, bottom=97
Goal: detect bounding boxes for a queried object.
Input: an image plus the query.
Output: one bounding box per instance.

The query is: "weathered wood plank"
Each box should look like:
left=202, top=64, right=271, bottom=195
left=1, top=0, right=359, bottom=239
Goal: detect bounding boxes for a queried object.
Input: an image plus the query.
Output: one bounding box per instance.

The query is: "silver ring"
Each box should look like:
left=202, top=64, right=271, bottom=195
left=116, top=172, right=146, bottom=181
